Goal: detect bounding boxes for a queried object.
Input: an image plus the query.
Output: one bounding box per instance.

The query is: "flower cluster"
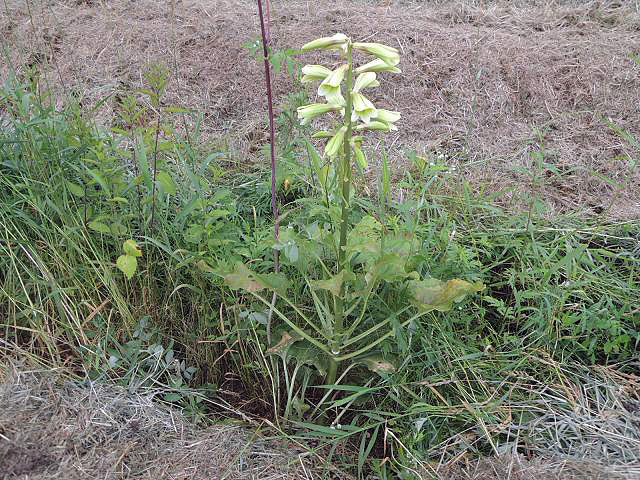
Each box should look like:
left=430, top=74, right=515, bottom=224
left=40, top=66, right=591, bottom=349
left=297, top=33, right=401, bottom=162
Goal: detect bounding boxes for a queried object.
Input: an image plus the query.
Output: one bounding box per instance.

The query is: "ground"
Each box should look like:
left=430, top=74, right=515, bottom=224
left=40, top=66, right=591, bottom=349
left=1, top=0, right=639, bottom=218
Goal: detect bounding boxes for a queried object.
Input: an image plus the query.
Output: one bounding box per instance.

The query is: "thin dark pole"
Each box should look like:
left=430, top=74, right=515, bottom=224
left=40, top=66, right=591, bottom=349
left=257, top=0, right=279, bottom=346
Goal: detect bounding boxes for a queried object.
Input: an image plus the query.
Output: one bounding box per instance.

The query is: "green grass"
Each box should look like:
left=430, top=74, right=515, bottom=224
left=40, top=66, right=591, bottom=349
left=1, top=76, right=639, bottom=478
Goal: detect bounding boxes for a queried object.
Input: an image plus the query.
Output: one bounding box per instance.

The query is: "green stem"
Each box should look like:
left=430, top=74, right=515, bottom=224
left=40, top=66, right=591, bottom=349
left=328, top=42, right=354, bottom=385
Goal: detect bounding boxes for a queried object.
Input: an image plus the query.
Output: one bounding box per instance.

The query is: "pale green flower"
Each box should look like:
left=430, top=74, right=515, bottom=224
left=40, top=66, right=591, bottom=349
left=325, top=126, right=347, bottom=157
left=373, top=109, right=401, bottom=124
left=351, top=137, right=367, bottom=169
left=353, top=43, right=400, bottom=67
left=318, top=64, right=348, bottom=104
left=355, top=58, right=401, bottom=75
left=353, top=72, right=378, bottom=93
left=301, top=65, right=332, bottom=84
left=351, top=93, right=376, bottom=124
left=297, top=103, right=342, bottom=125
left=355, top=121, right=392, bottom=132
left=311, top=130, right=335, bottom=139
left=302, top=33, right=349, bottom=52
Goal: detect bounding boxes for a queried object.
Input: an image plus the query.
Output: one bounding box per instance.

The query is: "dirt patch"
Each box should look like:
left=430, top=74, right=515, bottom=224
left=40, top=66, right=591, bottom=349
left=1, top=0, right=639, bottom=218
left=0, top=367, right=324, bottom=479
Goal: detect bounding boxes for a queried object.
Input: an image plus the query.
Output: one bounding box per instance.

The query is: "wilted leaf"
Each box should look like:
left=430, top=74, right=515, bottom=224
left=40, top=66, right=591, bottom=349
left=409, top=278, right=484, bottom=312
left=310, top=269, right=355, bottom=296
left=355, top=353, right=396, bottom=374
left=266, top=331, right=302, bottom=356
left=117, top=254, right=137, bottom=279
left=123, top=239, right=142, bottom=257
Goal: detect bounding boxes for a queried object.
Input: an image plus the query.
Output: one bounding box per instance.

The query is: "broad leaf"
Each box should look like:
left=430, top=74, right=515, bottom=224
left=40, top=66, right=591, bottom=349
left=156, top=171, right=177, bottom=195
left=409, top=278, right=484, bottom=312
left=287, top=341, right=330, bottom=376
left=364, top=254, right=407, bottom=285
left=88, top=220, right=111, bottom=234
left=222, top=262, right=289, bottom=294
left=117, top=254, right=137, bottom=279
left=310, top=269, right=355, bottom=296
left=123, top=239, right=142, bottom=257
left=346, top=215, right=382, bottom=259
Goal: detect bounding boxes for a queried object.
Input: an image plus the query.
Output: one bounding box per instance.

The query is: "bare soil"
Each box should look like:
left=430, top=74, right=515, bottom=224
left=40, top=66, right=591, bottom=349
left=2, top=0, right=639, bottom=219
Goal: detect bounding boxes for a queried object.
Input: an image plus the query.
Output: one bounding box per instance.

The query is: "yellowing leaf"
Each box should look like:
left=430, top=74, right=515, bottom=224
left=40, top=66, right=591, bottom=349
left=116, top=254, right=137, bottom=279
left=355, top=353, right=397, bottom=374
left=409, top=278, right=484, bottom=312
left=123, top=239, right=142, bottom=257
left=266, top=331, right=302, bottom=356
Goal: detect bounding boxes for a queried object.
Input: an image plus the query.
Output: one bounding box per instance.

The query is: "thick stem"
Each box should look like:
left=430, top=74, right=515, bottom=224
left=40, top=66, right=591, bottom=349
left=257, top=0, right=279, bottom=346
left=327, top=43, right=354, bottom=386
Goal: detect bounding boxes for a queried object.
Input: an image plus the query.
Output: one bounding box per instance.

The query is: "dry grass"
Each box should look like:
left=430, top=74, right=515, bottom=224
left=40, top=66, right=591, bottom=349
left=1, top=362, right=638, bottom=480
left=0, top=365, right=326, bottom=480
left=1, top=0, right=639, bottom=218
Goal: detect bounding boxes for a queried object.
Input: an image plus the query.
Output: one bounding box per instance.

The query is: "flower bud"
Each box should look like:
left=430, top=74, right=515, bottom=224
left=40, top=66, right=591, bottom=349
left=302, top=33, right=349, bottom=52
left=301, top=64, right=332, bottom=84
left=373, top=109, right=401, bottom=124
left=353, top=42, right=400, bottom=66
left=297, top=103, right=342, bottom=125
left=355, top=58, right=402, bottom=74
left=325, top=126, right=347, bottom=158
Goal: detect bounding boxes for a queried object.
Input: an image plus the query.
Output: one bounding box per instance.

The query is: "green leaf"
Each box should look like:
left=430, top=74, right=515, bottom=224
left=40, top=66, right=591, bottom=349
left=222, top=262, right=289, bottom=294
left=310, top=269, right=355, bottom=296
left=123, top=239, right=142, bottom=257
left=346, top=215, right=382, bottom=259
left=117, top=254, right=137, bottom=279
left=88, top=220, right=112, bottom=234
left=365, top=254, right=407, bottom=285
left=287, top=341, right=330, bottom=376
left=66, top=181, right=84, bottom=197
left=409, top=278, right=484, bottom=312
left=156, top=171, right=177, bottom=195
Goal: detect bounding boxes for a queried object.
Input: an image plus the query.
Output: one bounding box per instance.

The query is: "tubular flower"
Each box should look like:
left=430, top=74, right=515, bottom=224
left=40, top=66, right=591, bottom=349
left=373, top=109, right=401, bottom=124
left=353, top=72, right=378, bottom=93
left=355, top=58, right=401, bottom=75
left=318, top=64, right=348, bottom=104
left=302, top=33, right=350, bottom=53
left=301, top=65, right=332, bottom=84
left=351, top=93, right=377, bottom=124
left=311, top=130, right=336, bottom=139
left=351, top=136, right=367, bottom=169
left=353, top=43, right=400, bottom=67
left=325, top=126, right=347, bottom=158
left=355, top=121, right=392, bottom=132
left=297, top=103, right=343, bottom=125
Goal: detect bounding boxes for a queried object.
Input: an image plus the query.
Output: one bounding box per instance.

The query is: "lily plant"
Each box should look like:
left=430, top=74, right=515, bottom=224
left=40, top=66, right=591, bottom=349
left=222, top=33, right=483, bottom=414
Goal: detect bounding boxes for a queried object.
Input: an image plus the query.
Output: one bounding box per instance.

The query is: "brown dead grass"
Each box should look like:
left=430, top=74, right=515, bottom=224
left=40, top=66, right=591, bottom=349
left=0, top=366, right=325, bottom=480
left=1, top=0, right=639, bottom=219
